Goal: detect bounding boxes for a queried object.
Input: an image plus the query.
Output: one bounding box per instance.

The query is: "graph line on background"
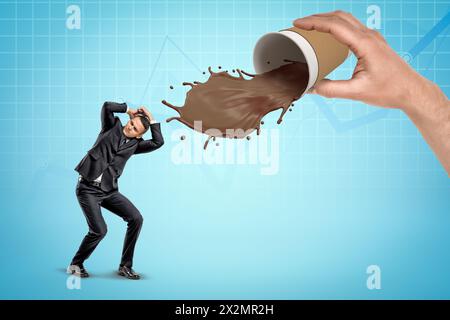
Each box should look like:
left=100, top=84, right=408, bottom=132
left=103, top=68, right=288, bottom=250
left=312, top=97, right=389, bottom=133
left=138, top=36, right=202, bottom=105
left=407, top=10, right=450, bottom=61
left=133, top=36, right=241, bottom=186
left=128, top=71, right=184, bottom=120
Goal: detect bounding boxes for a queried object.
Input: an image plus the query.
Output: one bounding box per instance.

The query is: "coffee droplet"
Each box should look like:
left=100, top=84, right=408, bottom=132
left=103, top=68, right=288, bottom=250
left=218, top=66, right=222, bottom=69
left=232, top=69, right=235, bottom=73
left=289, top=108, right=292, bottom=112
left=170, top=85, right=174, bottom=89
left=180, top=135, right=185, bottom=140
left=261, top=121, right=264, bottom=125
left=291, top=103, right=294, bottom=107
left=203, top=71, right=206, bottom=75
left=246, top=136, right=251, bottom=140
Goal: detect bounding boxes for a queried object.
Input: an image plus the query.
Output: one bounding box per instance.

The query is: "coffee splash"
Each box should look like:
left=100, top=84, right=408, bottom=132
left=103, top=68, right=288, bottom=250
left=162, top=60, right=309, bottom=148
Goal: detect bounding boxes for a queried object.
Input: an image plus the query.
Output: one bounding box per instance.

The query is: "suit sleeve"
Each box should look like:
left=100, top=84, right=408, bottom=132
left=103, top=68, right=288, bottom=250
left=134, top=123, right=164, bottom=154
left=101, top=101, right=128, bottom=133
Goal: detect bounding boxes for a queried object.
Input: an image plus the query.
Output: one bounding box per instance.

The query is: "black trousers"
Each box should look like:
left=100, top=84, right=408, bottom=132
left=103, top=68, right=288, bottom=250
left=71, top=179, right=143, bottom=268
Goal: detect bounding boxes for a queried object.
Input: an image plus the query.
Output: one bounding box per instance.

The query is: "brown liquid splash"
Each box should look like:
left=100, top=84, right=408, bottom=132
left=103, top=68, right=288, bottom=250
left=162, top=61, right=309, bottom=148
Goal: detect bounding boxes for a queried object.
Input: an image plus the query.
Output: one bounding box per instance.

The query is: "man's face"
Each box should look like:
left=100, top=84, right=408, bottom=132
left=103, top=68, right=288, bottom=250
left=123, top=116, right=146, bottom=138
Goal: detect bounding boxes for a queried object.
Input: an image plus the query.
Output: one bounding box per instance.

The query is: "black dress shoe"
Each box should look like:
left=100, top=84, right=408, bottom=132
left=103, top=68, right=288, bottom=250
left=118, top=266, right=140, bottom=280
left=67, top=264, right=89, bottom=278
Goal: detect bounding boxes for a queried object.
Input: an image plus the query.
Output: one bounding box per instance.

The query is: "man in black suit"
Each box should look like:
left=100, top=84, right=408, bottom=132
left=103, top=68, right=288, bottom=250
left=67, top=101, right=164, bottom=280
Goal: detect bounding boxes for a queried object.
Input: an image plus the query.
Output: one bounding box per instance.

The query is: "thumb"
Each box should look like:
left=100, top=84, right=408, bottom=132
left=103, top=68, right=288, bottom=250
left=310, top=78, right=359, bottom=100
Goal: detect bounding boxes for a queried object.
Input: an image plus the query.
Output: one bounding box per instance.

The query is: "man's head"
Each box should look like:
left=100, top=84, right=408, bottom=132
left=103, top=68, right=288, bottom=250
left=123, top=114, right=150, bottom=138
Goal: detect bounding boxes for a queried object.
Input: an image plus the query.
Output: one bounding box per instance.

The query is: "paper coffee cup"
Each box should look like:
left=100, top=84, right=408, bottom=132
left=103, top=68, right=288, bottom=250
left=253, top=27, right=350, bottom=93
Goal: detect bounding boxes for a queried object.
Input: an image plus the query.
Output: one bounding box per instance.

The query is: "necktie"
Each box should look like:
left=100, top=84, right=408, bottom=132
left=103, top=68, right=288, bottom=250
left=120, top=136, right=128, bottom=147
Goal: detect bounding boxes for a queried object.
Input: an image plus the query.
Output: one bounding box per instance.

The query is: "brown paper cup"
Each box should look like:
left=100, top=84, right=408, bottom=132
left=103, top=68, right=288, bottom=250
left=253, top=27, right=350, bottom=92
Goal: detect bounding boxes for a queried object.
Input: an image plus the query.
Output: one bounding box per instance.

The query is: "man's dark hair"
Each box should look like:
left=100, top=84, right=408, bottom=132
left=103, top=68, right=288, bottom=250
left=136, top=114, right=150, bottom=132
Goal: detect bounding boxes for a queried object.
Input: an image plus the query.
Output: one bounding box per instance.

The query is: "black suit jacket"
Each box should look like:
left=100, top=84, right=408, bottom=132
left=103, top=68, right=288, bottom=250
left=74, top=101, right=164, bottom=192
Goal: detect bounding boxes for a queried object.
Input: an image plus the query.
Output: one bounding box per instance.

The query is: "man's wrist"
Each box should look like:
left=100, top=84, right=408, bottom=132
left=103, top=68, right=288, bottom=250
left=143, top=112, right=156, bottom=124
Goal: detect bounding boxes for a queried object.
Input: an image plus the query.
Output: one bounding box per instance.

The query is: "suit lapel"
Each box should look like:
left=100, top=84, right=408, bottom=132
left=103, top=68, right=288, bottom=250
left=118, top=138, right=138, bottom=151
left=115, top=122, right=138, bottom=152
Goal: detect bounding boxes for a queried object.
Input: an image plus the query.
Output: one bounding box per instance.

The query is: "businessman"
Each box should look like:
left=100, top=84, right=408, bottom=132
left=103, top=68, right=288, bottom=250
left=68, top=101, right=164, bottom=280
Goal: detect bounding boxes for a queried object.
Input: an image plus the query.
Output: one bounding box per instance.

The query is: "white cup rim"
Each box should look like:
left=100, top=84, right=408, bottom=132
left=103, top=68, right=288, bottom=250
left=253, top=30, right=319, bottom=91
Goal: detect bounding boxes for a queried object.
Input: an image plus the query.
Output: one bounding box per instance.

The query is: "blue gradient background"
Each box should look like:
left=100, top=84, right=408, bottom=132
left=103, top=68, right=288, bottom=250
left=0, top=0, right=449, bottom=299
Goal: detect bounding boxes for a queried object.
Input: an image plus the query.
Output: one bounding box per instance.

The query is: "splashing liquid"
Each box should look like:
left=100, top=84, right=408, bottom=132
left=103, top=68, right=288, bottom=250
left=162, top=61, right=309, bottom=148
